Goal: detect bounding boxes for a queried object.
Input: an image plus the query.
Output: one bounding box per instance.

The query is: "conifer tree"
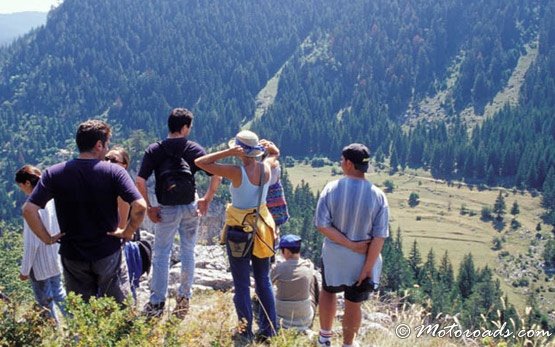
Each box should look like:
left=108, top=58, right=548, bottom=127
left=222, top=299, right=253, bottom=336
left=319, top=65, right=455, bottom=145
left=510, top=201, right=520, bottom=216
left=418, top=249, right=437, bottom=296
left=493, top=191, right=506, bottom=221
left=457, top=253, right=477, bottom=299
left=382, top=227, right=413, bottom=291
left=438, top=251, right=454, bottom=290
left=408, top=240, right=422, bottom=279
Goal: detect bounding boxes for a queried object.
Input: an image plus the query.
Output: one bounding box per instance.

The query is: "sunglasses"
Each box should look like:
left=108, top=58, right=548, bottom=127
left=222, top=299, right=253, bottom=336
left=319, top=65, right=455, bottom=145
left=105, top=156, right=124, bottom=164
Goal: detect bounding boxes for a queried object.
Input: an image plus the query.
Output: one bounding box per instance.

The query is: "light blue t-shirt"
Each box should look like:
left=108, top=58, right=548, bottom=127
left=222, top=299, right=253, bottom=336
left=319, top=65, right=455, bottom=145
left=314, top=177, right=389, bottom=286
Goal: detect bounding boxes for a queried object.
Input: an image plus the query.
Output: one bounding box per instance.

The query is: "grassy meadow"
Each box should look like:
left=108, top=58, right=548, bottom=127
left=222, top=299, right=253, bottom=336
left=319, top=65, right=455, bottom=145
left=286, top=163, right=553, bottom=312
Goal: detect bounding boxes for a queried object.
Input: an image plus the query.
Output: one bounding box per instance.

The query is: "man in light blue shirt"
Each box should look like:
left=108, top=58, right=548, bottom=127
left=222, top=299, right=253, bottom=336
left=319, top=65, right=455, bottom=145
left=314, top=143, right=389, bottom=347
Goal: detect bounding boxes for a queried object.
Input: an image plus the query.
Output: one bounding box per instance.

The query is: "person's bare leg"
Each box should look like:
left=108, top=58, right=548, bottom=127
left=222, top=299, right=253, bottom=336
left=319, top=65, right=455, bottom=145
left=319, top=289, right=336, bottom=330
left=342, top=299, right=362, bottom=345
left=318, top=289, right=336, bottom=344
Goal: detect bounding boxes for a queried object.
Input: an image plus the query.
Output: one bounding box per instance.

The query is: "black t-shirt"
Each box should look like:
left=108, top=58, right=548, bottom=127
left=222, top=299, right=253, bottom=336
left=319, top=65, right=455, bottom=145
left=137, top=137, right=210, bottom=184
left=28, top=159, right=143, bottom=261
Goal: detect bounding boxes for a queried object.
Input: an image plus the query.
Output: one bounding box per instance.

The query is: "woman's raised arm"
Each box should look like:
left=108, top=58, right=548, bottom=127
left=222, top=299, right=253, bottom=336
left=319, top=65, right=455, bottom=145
left=195, top=147, right=243, bottom=185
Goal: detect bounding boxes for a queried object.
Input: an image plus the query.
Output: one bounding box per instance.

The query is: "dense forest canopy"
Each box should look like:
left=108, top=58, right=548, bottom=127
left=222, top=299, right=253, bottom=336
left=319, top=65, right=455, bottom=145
left=0, top=0, right=554, bottom=220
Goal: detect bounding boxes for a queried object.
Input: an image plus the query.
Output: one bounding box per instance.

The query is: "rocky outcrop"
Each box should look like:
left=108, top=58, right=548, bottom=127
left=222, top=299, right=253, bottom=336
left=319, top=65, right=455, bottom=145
left=135, top=230, right=233, bottom=306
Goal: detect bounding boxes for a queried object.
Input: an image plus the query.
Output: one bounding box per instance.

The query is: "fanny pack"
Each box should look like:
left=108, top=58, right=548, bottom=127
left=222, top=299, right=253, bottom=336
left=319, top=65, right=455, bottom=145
left=226, top=226, right=254, bottom=258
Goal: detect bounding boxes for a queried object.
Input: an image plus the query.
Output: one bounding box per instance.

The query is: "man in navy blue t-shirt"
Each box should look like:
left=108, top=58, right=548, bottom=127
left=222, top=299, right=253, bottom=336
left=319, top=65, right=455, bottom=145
left=136, top=108, right=221, bottom=319
left=23, top=120, right=147, bottom=304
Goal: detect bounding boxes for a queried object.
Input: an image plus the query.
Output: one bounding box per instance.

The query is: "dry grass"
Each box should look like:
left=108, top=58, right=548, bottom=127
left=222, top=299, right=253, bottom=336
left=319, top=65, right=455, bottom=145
left=287, top=164, right=552, bottom=312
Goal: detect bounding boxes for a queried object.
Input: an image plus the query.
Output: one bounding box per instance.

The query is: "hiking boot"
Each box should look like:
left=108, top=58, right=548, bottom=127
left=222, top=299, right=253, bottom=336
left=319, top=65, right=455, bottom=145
left=232, top=330, right=254, bottom=347
left=254, top=332, right=271, bottom=344
left=172, top=297, right=189, bottom=319
left=143, top=301, right=165, bottom=319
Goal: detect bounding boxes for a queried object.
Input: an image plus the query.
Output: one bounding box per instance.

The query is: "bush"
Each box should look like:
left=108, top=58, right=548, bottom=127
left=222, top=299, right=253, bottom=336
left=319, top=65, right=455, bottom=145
left=0, top=223, right=33, bottom=301
left=408, top=192, right=420, bottom=207
left=310, top=157, right=326, bottom=168
left=460, top=204, right=468, bottom=215
left=331, top=166, right=341, bottom=176
left=512, top=278, right=529, bottom=287
left=284, top=156, right=295, bottom=167
left=481, top=206, right=493, bottom=221
left=492, top=237, right=503, bottom=250
left=511, top=218, right=521, bottom=230
left=0, top=300, right=54, bottom=346
left=383, top=179, right=395, bottom=193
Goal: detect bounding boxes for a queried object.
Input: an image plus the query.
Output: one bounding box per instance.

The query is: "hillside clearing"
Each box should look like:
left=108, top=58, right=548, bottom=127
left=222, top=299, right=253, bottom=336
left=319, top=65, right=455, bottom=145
left=286, top=163, right=552, bottom=311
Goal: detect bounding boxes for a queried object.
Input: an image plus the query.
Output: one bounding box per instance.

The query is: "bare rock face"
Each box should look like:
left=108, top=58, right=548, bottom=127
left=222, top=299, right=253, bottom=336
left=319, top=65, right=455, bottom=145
left=135, top=236, right=233, bottom=307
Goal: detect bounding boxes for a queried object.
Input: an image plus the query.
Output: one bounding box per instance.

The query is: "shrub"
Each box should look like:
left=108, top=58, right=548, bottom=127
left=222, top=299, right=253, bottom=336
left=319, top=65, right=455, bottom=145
left=512, top=278, right=529, bottom=287
left=408, top=192, right=420, bottom=207
left=383, top=179, right=395, bottom=193
left=460, top=204, right=468, bottom=215
left=284, top=156, right=295, bottom=167
left=0, top=300, right=54, bottom=346
left=310, top=157, right=326, bottom=168
left=0, top=224, right=33, bottom=301
left=480, top=206, right=493, bottom=221
left=492, top=237, right=503, bottom=250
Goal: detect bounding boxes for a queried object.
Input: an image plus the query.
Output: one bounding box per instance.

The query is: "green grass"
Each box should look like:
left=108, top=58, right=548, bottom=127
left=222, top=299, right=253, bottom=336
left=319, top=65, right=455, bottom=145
left=287, top=163, right=553, bottom=312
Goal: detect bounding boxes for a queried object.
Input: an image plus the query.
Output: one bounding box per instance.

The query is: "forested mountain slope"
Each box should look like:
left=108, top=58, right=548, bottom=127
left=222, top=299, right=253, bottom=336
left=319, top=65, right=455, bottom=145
left=0, top=0, right=554, bottom=220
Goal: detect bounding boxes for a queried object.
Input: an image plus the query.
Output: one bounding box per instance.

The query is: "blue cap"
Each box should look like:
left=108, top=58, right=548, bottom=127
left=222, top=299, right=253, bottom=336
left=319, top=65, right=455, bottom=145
left=279, top=234, right=302, bottom=249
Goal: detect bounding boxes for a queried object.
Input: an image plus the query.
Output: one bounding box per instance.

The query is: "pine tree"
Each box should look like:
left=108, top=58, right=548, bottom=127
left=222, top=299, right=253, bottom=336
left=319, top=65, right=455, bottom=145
left=390, top=147, right=399, bottom=174
left=438, top=251, right=454, bottom=289
left=457, top=253, right=477, bottom=299
left=418, top=249, right=437, bottom=296
left=408, top=240, right=422, bottom=279
left=493, top=191, right=506, bottom=221
left=510, top=201, right=520, bottom=216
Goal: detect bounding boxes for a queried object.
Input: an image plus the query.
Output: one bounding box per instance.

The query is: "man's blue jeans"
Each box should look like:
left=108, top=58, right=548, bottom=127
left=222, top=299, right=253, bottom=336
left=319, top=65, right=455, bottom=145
left=30, top=272, right=67, bottom=323
left=227, top=245, right=277, bottom=338
left=149, top=203, right=199, bottom=305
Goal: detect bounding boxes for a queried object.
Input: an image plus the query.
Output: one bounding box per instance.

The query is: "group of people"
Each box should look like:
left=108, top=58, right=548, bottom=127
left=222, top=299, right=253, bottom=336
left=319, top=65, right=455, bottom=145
left=19, top=107, right=389, bottom=347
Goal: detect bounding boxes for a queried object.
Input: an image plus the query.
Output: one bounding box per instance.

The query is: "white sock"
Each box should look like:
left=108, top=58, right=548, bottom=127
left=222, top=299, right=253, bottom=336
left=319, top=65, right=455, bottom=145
left=318, top=329, right=332, bottom=343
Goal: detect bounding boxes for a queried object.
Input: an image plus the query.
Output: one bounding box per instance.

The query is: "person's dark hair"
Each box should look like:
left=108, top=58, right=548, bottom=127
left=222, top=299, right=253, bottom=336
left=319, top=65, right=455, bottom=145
left=75, top=120, right=111, bottom=153
left=168, top=108, right=193, bottom=133
left=15, top=165, right=42, bottom=187
left=283, top=246, right=301, bottom=254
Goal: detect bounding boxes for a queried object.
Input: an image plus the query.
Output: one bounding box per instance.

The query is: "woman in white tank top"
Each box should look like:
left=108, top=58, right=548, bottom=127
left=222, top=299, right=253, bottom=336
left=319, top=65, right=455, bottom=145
left=195, top=130, right=278, bottom=341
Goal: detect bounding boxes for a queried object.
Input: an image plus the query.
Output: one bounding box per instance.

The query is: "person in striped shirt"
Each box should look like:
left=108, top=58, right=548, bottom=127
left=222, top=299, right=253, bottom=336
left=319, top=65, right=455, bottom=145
left=314, top=143, right=389, bottom=347
left=15, top=165, right=66, bottom=323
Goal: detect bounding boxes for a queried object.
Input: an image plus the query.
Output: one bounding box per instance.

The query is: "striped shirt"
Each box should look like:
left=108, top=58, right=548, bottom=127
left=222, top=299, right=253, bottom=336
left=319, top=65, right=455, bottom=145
left=314, top=177, right=389, bottom=286
left=20, top=200, right=62, bottom=281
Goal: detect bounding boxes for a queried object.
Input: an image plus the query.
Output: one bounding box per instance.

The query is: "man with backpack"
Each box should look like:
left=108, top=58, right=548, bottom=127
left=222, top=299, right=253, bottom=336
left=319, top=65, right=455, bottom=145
left=136, top=108, right=221, bottom=318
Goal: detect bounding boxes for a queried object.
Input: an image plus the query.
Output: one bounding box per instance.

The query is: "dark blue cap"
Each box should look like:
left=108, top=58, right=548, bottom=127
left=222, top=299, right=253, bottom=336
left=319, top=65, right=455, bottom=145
left=279, top=234, right=302, bottom=249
